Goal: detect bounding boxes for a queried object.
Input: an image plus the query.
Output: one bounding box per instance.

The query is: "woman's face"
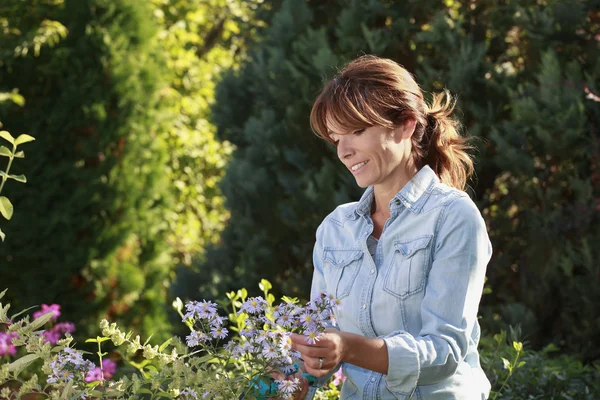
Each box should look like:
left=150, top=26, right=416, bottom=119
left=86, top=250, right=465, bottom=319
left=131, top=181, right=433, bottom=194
left=328, top=120, right=415, bottom=190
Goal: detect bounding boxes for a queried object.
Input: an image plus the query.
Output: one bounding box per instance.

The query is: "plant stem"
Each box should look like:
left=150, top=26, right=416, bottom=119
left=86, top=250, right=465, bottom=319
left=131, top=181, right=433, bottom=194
left=492, top=348, right=522, bottom=400
left=0, top=143, right=15, bottom=195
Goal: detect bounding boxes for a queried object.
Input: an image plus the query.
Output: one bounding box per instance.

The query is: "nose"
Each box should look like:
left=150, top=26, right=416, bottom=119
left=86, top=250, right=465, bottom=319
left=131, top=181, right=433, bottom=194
left=336, top=136, right=353, bottom=160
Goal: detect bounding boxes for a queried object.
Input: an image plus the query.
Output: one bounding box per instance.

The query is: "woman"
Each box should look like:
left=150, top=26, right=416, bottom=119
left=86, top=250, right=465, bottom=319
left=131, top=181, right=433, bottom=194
left=290, top=55, right=492, bottom=399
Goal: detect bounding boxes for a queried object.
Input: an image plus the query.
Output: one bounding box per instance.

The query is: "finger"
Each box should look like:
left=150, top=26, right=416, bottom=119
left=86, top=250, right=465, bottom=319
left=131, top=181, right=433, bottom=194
left=295, top=376, right=309, bottom=400
left=302, top=355, right=335, bottom=374
left=303, top=362, right=330, bottom=378
left=293, top=343, right=330, bottom=359
left=290, top=333, right=331, bottom=347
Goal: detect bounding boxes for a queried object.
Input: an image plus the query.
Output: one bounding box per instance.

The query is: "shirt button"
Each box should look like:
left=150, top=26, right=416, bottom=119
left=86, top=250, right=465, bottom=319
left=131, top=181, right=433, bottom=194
left=371, top=377, right=376, bottom=382
left=362, top=304, right=367, bottom=309
left=370, top=268, right=375, bottom=274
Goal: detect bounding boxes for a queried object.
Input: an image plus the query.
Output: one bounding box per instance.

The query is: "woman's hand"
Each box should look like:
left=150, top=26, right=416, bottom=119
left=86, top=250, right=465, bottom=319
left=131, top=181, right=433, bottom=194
left=290, top=328, right=346, bottom=378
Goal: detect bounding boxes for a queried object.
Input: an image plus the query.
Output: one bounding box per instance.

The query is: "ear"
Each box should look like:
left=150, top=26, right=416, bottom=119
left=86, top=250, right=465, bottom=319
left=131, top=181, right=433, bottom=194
left=392, top=118, right=417, bottom=141
left=401, top=118, right=417, bottom=139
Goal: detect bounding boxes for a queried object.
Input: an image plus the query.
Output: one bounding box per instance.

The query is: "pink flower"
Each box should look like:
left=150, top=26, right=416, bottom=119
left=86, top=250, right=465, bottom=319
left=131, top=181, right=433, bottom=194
left=84, top=359, right=118, bottom=382
left=332, top=367, right=346, bottom=386
left=40, top=322, right=76, bottom=344
left=33, top=304, right=61, bottom=321
left=85, top=367, right=103, bottom=383
left=0, top=332, right=17, bottom=356
left=102, top=359, right=117, bottom=377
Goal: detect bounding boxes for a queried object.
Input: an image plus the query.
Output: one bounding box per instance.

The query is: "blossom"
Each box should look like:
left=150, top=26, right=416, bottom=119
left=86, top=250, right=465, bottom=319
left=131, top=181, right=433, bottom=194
left=304, top=329, right=320, bottom=345
left=239, top=297, right=267, bottom=314
left=332, top=367, right=346, bottom=386
left=48, top=347, right=95, bottom=384
left=86, top=358, right=118, bottom=382
left=183, top=300, right=218, bottom=321
left=180, top=387, right=199, bottom=399
left=0, top=332, right=17, bottom=356
left=276, top=312, right=294, bottom=328
left=186, top=330, right=209, bottom=347
left=261, top=343, right=278, bottom=359
left=84, top=367, right=103, bottom=383
left=276, top=377, right=300, bottom=398
left=210, top=326, right=228, bottom=340
left=33, top=304, right=61, bottom=321
left=41, top=321, right=76, bottom=344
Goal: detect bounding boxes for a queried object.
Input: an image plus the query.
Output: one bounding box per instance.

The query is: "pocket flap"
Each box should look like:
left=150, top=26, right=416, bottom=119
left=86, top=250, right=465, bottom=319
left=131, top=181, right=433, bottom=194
left=323, top=249, right=363, bottom=267
left=394, top=236, right=432, bottom=257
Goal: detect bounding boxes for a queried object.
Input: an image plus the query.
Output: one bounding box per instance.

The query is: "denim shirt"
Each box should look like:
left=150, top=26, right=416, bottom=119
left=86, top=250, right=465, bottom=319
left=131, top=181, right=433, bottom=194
left=306, top=165, right=492, bottom=400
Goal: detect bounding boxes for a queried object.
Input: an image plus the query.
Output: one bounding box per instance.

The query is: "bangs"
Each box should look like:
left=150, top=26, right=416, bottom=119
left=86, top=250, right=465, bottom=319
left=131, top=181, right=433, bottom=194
left=310, top=79, right=395, bottom=144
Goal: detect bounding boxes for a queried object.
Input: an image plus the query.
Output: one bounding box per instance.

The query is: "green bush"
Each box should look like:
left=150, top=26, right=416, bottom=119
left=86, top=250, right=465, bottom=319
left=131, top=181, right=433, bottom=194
left=480, top=332, right=600, bottom=399
left=0, top=0, right=174, bottom=341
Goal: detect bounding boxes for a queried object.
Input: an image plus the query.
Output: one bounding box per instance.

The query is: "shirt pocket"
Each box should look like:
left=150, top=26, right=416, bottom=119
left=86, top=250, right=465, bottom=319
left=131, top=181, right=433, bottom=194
left=340, top=378, right=359, bottom=400
left=322, top=249, right=363, bottom=300
left=383, top=236, right=433, bottom=300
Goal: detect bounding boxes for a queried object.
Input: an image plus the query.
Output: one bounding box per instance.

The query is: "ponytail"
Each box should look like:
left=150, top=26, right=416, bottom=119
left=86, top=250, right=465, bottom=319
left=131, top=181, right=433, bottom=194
left=416, top=90, right=474, bottom=191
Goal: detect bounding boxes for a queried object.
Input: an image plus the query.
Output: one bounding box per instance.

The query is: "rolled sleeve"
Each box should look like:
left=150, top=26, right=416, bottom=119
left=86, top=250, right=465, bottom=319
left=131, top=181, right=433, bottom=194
left=382, top=331, right=420, bottom=398
left=383, top=195, right=491, bottom=394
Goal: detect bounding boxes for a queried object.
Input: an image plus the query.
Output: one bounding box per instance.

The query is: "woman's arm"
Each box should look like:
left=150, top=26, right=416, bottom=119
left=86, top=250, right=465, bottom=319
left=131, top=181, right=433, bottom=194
left=291, top=329, right=389, bottom=376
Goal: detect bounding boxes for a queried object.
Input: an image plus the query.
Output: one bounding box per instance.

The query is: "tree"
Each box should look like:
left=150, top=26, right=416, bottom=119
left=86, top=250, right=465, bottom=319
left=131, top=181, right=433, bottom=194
left=0, top=0, right=175, bottom=341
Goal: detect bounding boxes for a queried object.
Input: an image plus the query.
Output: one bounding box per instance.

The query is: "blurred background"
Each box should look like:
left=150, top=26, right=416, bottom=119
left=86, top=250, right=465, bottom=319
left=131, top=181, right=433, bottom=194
left=0, top=0, right=599, bottom=395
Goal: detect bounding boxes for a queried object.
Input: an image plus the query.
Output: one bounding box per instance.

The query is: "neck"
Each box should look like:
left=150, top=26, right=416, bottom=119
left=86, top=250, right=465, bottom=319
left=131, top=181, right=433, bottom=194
left=372, top=164, right=419, bottom=217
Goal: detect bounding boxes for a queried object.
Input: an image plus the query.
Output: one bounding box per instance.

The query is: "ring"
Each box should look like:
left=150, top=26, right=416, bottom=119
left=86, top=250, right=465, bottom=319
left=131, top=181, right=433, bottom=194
left=318, top=357, right=324, bottom=369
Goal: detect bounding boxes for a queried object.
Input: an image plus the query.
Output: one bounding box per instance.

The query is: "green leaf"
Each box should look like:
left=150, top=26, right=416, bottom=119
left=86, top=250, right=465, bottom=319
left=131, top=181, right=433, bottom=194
left=0, top=197, right=14, bottom=220
left=0, top=289, right=6, bottom=300
left=196, top=353, right=215, bottom=363
left=14, top=150, right=24, bottom=158
left=156, top=391, right=173, bottom=398
left=0, top=130, right=14, bottom=145
left=159, top=337, right=173, bottom=352
left=29, top=310, right=58, bottom=331
left=8, top=174, right=26, bottom=183
left=145, top=365, right=159, bottom=374
left=517, top=361, right=526, bottom=368
left=501, top=357, right=511, bottom=370
left=143, top=334, right=154, bottom=346
left=10, top=305, right=37, bottom=320
left=259, top=279, right=272, bottom=292
left=8, top=354, right=40, bottom=377
left=513, top=341, right=523, bottom=352
left=61, top=379, right=73, bottom=399
left=136, top=388, right=153, bottom=395
left=0, top=302, right=11, bottom=323
left=172, top=297, right=183, bottom=312
left=14, top=134, right=35, bottom=146
left=88, top=336, right=110, bottom=343
left=0, top=146, right=11, bottom=157
left=281, top=296, right=299, bottom=304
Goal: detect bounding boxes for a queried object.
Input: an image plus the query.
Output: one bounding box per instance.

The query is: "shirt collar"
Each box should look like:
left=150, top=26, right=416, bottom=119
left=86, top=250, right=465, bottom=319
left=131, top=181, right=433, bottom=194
left=346, top=165, right=438, bottom=219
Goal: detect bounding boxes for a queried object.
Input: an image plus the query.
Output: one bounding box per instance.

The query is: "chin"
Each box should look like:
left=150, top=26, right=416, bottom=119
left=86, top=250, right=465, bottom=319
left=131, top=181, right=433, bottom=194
left=354, top=177, right=372, bottom=188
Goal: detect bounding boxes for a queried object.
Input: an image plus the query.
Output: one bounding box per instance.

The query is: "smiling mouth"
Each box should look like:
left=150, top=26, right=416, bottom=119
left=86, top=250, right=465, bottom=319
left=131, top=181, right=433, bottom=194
left=350, top=160, right=368, bottom=171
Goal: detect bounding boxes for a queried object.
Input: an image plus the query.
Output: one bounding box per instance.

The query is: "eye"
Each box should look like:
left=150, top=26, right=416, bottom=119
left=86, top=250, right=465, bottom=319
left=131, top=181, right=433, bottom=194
left=353, top=128, right=365, bottom=135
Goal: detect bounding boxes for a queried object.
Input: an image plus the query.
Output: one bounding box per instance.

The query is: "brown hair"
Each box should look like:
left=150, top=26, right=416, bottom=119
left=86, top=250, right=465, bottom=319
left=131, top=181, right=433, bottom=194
left=310, top=55, right=474, bottom=190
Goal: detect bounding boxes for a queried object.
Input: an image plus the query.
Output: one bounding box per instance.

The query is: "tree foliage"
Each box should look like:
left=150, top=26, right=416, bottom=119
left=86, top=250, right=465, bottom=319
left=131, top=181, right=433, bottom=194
left=0, top=0, right=175, bottom=341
